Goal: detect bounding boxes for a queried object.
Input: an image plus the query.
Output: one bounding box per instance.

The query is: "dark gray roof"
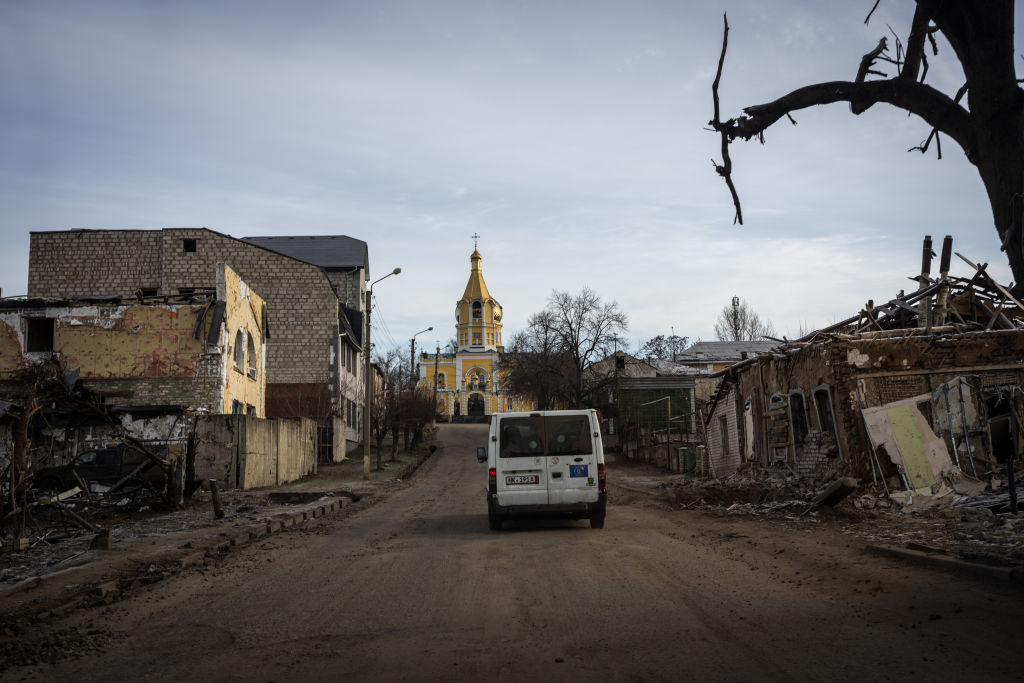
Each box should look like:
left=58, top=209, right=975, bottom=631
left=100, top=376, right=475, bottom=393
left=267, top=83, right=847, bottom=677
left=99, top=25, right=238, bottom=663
left=673, top=340, right=776, bottom=363
left=242, top=235, right=368, bottom=272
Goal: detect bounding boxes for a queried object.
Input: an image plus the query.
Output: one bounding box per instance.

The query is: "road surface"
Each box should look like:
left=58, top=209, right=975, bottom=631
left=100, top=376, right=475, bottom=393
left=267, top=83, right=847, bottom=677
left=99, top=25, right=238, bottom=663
left=6, top=424, right=1023, bottom=681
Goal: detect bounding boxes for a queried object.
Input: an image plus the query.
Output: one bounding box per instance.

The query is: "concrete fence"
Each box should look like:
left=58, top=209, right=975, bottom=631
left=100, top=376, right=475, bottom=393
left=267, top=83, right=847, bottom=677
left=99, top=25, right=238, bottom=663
left=194, top=415, right=317, bottom=490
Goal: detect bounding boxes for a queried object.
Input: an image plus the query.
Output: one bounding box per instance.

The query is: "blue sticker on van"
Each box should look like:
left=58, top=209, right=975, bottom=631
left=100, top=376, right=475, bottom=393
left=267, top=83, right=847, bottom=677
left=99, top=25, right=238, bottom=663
left=569, top=464, right=589, bottom=478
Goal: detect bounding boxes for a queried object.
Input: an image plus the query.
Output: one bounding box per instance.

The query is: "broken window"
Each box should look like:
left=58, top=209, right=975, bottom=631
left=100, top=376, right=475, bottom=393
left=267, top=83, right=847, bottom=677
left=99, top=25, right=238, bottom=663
left=232, top=400, right=244, bottom=415
left=183, top=238, right=197, bottom=252
left=25, top=317, right=55, bottom=352
left=233, top=330, right=245, bottom=372
left=719, top=415, right=730, bottom=457
left=813, top=387, right=837, bottom=436
left=246, top=334, right=257, bottom=379
left=789, top=391, right=809, bottom=444
left=140, top=288, right=158, bottom=297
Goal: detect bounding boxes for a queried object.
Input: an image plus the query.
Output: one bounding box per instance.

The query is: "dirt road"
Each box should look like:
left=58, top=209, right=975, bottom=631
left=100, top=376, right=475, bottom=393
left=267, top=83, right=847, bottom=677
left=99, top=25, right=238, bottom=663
left=6, top=424, right=1023, bottom=681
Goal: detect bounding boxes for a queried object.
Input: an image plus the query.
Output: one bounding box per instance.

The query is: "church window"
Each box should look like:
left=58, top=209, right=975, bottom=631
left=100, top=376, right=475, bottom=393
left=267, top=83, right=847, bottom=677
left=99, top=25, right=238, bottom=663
left=436, top=373, right=446, bottom=389
left=472, top=301, right=482, bottom=320
left=473, top=332, right=482, bottom=345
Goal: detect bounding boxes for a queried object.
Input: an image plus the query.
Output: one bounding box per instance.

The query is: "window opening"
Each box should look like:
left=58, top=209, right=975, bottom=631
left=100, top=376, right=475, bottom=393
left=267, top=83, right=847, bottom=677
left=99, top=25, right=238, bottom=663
left=246, top=334, right=257, bottom=379
left=25, top=318, right=55, bottom=352
left=183, top=238, right=197, bottom=252
left=234, top=330, right=245, bottom=372
left=789, top=392, right=809, bottom=444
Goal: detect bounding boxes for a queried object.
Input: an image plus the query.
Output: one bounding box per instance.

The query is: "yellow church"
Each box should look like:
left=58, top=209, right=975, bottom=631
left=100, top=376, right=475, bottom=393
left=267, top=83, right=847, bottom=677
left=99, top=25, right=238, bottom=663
left=417, top=244, right=535, bottom=420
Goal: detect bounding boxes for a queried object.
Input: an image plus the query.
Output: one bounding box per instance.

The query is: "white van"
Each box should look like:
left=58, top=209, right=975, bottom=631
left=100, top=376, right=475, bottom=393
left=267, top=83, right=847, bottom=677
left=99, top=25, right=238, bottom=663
left=476, top=409, right=607, bottom=530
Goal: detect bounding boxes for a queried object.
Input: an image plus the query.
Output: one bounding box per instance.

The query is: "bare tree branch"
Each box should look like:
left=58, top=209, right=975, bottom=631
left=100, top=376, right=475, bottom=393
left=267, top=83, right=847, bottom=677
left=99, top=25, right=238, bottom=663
left=721, top=78, right=974, bottom=162
left=709, top=13, right=743, bottom=224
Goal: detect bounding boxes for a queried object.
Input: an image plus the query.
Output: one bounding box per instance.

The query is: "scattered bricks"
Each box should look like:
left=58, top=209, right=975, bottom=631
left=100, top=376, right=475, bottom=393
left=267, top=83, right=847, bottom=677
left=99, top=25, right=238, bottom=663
left=95, top=581, right=121, bottom=604
left=245, top=524, right=268, bottom=541
left=179, top=551, right=207, bottom=569
left=3, top=538, right=30, bottom=552
left=266, top=519, right=283, bottom=534
left=90, top=529, right=113, bottom=550
left=277, top=514, right=295, bottom=528
left=224, top=529, right=251, bottom=547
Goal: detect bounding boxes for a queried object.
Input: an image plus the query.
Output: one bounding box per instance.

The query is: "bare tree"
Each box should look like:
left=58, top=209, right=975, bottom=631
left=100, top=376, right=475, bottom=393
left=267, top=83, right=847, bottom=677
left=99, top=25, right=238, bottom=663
left=713, top=296, right=776, bottom=341
left=508, top=289, right=628, bottom=408
left=709, top=2, right=1024, bottom=293
left=370, top=348, right=403, bottom=469
left=502, top=323, right=576, bottom=410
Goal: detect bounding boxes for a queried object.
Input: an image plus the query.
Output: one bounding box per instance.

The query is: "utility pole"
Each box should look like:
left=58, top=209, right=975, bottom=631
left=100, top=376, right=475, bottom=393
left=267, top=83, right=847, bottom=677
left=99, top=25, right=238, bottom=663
left=409, top=326, right=433, bottom=390
left=433, top=343, right=440, bottom=421
left=363, top=268, right=401, bottom=480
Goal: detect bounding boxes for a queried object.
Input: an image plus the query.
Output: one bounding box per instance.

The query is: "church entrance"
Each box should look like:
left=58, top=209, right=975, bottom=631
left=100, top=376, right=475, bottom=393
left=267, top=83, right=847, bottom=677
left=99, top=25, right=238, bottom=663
left=468, top=393, right=485, bottom=416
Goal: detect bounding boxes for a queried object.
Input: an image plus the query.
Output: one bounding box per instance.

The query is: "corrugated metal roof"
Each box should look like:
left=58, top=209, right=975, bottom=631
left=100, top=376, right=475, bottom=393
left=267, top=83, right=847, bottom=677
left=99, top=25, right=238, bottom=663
left=673, top=340, right=776, bottom=362
left=242, top=235, right=368, bottom=272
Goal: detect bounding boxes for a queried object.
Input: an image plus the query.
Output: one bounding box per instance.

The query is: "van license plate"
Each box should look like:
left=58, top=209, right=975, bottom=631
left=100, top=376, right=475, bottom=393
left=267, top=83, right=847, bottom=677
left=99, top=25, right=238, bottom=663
left=506, top=474, right=539, bottom=485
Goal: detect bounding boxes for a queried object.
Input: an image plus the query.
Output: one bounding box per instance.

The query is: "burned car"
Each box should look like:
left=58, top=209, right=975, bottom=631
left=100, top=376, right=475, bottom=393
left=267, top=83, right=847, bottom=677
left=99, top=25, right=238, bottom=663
left=32, top=445, right=167, bottom=493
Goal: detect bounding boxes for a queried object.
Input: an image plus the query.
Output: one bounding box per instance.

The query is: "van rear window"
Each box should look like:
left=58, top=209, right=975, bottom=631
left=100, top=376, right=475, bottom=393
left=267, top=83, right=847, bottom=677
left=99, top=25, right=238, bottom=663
left=499, top=417, right=544, bottom=457
left=546, top=415, right=593, bottom=455
left=499, top=415, right=593, bottom=457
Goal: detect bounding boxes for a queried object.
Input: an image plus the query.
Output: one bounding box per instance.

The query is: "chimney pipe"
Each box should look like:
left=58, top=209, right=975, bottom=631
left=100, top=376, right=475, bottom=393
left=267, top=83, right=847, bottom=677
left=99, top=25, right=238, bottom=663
left=919, top=236, right=934, bottom=329
left=939, top=235, right=953, bottom=278
left=920, top=235, right=933, bottom=284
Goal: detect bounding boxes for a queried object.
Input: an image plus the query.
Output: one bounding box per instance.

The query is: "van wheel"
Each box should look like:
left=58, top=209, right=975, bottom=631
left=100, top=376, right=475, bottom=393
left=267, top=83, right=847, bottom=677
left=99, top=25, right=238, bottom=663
left=589, top=515, right=605, bottom=529
left=488, top=512, right=503, bottom=531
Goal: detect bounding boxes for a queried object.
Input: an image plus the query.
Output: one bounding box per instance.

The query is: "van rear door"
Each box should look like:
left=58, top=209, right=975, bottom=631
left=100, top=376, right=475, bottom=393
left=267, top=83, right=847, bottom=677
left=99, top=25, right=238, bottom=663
left=544, top=413, right=601, bottom=505
left=494, top=415, right=548, bottom=506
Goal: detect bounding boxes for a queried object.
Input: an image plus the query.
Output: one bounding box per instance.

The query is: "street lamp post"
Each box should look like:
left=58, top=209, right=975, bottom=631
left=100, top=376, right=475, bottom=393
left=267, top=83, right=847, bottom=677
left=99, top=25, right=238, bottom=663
left=409, top=326, right=433, bottom=390
left=364, top=267, right=401, bottom=480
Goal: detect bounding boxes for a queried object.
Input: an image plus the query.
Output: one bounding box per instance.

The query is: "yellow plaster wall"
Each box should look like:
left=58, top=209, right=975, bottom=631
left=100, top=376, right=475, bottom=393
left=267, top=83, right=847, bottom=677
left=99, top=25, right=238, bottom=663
left=56, top=306, right=207, bottom=378
left=0, top=319, right=24, bottom=375
left=220, top=264, right=268, bottom=418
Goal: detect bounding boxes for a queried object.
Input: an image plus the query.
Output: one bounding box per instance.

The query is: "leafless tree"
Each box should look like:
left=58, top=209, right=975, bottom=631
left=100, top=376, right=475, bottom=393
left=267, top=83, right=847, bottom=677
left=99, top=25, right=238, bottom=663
left=503, top=323, right=576, bottom=410
left=508, top=289, right=628, bottom=408
left=713, top=296, right=776, bottom=341
left=709, top=2, right=1024, bottom=293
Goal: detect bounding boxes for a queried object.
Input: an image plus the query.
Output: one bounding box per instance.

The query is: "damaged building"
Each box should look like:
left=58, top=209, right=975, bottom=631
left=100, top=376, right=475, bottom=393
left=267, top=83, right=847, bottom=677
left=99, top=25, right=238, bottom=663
left=27, top=228, right=369, bottom=462
left=1, top=262, right=266, bottom=422
left=704, top=238, right=1024, bottom=497
left=0, top=263, right=318, bottom=545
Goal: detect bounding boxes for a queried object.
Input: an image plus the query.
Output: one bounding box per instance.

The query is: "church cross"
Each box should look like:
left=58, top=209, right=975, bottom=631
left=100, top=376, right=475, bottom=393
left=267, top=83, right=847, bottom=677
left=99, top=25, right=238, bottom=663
left=472, top=232, right=480, bottom=249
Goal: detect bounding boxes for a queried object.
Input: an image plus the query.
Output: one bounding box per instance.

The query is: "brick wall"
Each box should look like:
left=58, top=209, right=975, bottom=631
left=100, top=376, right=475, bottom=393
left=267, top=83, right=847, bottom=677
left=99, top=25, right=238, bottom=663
left=28, top=228, right=344, bottom=392
left=706, top=384, right=741, bottom=476
left=29, top=230, right=163, bottom=297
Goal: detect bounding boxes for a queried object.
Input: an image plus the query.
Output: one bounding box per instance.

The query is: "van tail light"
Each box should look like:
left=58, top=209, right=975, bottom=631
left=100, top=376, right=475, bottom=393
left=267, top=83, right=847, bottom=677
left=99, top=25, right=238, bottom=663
left=597, top=463, right=606, bottom=489
left=488, top=468, right=497, bottom=493
left=487, top=415, right=493, bottom=425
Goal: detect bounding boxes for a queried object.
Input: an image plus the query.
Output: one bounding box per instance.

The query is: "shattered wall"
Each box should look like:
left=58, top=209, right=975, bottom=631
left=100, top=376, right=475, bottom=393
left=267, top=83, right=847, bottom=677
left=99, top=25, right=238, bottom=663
left=29, top=229, right=357, bottom=458
left=0, top=303, right=224, bottom=412
left=1, top=263, right=268, bottom=417
left=193, top=414, right=316, bottom=489
left=705, top=329, right=1024, bottom=480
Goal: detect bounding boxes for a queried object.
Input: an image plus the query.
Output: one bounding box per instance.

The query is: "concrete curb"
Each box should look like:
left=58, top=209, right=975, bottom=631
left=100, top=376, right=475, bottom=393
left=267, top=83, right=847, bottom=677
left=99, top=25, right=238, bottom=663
left=865, top=544, right=1024, bottom=584
left=1, top=450, right=435, bottom=621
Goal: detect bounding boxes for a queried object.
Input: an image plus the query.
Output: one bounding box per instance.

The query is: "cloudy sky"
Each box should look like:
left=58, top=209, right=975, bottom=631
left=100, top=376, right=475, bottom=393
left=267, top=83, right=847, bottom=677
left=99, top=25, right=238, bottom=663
left=1, top=1, right=1019, bottom=353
